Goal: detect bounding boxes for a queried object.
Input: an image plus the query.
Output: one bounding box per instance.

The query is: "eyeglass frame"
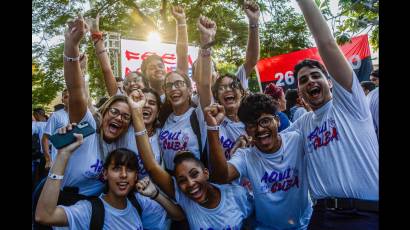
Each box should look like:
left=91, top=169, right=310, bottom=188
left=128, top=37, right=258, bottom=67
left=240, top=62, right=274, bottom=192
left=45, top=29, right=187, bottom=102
left=163, top=80, right=187, bottom=91
left=245, top=115, right=279, bottom=132
left=107, top=107, right=131, bottom=121
left=217, top=81, right=241, bottom=92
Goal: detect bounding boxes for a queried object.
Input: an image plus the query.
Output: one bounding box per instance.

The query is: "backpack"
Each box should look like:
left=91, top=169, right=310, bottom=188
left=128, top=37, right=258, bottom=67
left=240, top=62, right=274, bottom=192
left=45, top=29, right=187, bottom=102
left=89, top=192, right=142, bottom=230
left=189, top=109, right=209, bottom=169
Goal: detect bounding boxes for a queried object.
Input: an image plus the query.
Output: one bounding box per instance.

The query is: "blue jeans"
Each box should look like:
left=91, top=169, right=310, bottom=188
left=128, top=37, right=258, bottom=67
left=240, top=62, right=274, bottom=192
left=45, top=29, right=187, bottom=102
left=308, top=208, right=378, bottom=230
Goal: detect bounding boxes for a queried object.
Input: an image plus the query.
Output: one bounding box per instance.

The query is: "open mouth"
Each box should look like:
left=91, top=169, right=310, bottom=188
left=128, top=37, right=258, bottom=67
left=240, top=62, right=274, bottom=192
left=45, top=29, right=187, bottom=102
left=117, top=182, right=129, bottom=191
left=188, top=186, right=203, bottom=200
left=170, top=93, right=182, bottom=101
left=255, top=132, right=272, bottom=145
left=308, top=86, right=321, bottom=98
left=223, top=94, right=236, bottom=104
left=108, top=122, right=121, bottom=134
left=142, top=110, right=152, bottom=119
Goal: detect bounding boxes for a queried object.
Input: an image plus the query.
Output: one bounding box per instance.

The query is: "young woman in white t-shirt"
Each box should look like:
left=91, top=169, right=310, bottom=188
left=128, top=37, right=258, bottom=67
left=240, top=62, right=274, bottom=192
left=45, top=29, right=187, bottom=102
left=126, top=91, right=254, bottom=229
left=35, top=133, right=184, bottom=229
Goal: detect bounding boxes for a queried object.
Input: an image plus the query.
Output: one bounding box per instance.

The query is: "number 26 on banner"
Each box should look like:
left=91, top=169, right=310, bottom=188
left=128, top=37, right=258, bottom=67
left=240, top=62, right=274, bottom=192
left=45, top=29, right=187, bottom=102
left=275, top=71, right=295, bottom=87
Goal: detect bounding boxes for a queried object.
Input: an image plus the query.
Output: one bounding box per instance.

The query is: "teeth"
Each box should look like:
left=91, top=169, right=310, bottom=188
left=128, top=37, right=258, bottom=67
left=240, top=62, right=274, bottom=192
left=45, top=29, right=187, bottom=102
left=257, top=133, right=270, bottom=138
left=190, top=188, right=199, bottom=194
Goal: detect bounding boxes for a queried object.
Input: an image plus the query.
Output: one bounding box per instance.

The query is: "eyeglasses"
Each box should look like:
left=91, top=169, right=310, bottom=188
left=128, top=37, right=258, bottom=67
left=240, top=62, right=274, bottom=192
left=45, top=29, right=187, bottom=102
left=217, top=81, right=240, bottom=92
left=164, top=80, right=186, bottom=91
left=245, top=115, right=277, bottom=132
left=124, top=76, right=143, bottom=86
left=108, top=108, right=131, bottom=121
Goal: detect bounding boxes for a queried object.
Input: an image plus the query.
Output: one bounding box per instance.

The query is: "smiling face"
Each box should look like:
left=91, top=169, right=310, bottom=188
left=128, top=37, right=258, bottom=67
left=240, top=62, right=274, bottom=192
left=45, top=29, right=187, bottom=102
left=164, top=73, right=192, bottom=109
left=103, top=160, right=138, bottom=198
left=216, top=76, right=243, bottom=112
left=245, top=113, right=280, bottom=153
left=297, top=66, right=332, bottom=111
left=142, top=92, right=159, bottom=127
left=146, top=59, right=166, bottom=85
left=101, top=101, right=131, bottom=142
left=124, top=72, right=146, bottom=95
left=175, top=160, right=210, bottom=204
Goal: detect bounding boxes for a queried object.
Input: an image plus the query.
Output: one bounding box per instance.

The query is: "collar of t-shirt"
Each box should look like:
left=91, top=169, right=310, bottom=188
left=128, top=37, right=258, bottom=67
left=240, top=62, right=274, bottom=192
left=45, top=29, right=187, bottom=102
left=312, top=99, right=333, bottom=120
left=169, top=107, right=195, bottom=123
left=194, top=183, right=226, bottom=214
left=98, top=193, right=132, bottom=215
left=253, top=133, right=285, bottom=161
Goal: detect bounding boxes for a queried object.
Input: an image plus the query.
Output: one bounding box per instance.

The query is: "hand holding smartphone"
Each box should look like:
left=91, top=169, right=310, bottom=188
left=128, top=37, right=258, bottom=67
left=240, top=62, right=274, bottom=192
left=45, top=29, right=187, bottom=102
left=49, top=122, right=95, bottom=149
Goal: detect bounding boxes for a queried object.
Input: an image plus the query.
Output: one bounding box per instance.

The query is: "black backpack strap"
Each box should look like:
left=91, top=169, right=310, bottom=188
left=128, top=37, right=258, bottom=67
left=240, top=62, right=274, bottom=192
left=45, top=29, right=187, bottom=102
left=127, top=192, right=143, bottom=217
left=89, top=197, right=105, bottom=230
left=190, top=109, right=208, bottom=168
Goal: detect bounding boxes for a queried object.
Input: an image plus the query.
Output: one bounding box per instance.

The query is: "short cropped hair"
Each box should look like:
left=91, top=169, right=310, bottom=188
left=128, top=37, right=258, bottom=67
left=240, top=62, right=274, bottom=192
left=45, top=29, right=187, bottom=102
left=238, top=93, right=278, bottom=124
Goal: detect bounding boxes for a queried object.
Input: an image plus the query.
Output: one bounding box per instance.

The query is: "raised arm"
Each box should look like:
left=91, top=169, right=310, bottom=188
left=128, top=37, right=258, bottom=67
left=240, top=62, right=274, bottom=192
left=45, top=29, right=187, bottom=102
left=64, top=16, right=89, bottom=123
left=243, top=0, right=260, bottom=77
left=204, top=104, right=240, bottom=183
left=128, top=90, right=176, bottom=200
left=35, top=130, right=84, bottom=226
left=197, top=16, right=216, bottom=109
left=297, top=0, right=353, bottom=91
left=171, top=6, right=189, bottom=76
left=88, top=14, right=118, bottom=96
left=41, top=134, right=52, bottom=170
left=136, top=177, right=185, bottom=221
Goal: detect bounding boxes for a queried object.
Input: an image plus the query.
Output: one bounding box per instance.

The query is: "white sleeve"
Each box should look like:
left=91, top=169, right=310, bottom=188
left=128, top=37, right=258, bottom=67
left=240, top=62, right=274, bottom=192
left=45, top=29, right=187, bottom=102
left=79, top=109, right=97, bottom=129
left=232, top=185, right=254, bottom=219
left=32, top=121, right=39, bottom=135
left=331, top=71, right=371, bottom=120
left=227, top=149, right=248, bottom=178
left=59, top=200, right=92, bottom=229
left=44, top=114, right=57, bottom=136
left=235, top=65, right=249, bottom=90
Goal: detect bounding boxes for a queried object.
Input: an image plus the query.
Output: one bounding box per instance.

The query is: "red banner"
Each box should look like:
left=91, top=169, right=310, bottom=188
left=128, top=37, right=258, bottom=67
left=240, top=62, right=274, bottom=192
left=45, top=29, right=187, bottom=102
left=256, top=35, right=372, bottom=91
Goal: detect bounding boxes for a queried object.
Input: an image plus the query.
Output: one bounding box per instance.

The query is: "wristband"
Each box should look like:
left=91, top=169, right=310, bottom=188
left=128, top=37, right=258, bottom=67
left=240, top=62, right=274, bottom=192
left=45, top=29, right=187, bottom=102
left=206, top=125, right=220, bottom=131
left=63, top=54, right=80, bottom=62
left=249, top=24, right=258, bottom=29
left=150, top=188, right=160, bottom=200
left=135, top=129, right=147, bottom=136
left=200, top=48, right=211, bottom=57
left=96, top=49, right=107, bottom=55
left=201, top=40, right=216, bottom=49
left=48, top=173, right=64, bottom=180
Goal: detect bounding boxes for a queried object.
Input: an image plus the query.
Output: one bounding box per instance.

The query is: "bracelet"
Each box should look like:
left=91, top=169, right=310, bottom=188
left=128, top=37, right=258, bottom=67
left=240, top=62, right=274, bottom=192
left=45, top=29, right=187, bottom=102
left=135, top=129, right=147, bottom=136
left=150, top=188, right=160, bottom=200
left=63, top=54, right=80, bottom=62
left=178, top=23, right=187, bottom=27
left=249, top=24, right=258, bottom=29
left=206, top=125, right=220, bottom=131
left=48, top=172, right=64, bottom=180
left=200, top=48, right=211, bottom=57
left=96, top=49, right=107, bottom=55
left=201, top=40, right=216, bottom=49
left=93, top=39, right=102, bottom=46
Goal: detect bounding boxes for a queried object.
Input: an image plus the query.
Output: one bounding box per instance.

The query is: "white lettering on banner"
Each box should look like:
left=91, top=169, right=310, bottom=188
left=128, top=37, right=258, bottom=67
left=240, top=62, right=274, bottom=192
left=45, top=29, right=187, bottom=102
left=121, top=39, right=199, bottom=78
left=349, top=55, right=362, bottom=70
left=275, top=71, right=295, bottom=87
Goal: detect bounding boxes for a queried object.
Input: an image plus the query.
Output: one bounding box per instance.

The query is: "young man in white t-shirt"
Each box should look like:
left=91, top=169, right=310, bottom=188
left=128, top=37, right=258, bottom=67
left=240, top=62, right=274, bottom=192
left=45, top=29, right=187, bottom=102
left=284, top=0, right=379, bottom=229
left=205, top=93, right=312, bottom=229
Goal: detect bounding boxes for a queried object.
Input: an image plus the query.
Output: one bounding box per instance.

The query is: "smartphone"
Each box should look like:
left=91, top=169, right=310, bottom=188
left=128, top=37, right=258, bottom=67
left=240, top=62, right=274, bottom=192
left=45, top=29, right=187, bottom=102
left=49, top=122, right=95, bottom=149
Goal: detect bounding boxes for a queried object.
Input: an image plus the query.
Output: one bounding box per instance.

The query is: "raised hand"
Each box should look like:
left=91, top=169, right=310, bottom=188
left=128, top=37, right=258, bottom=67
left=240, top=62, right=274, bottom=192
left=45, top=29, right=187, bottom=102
left=127, top=89, right=146, bottom=110
left=64, top=15, right=88, bottom=46
left=86, top=13, right=100, bottom=34
left=57, top=123, right=84, bottom=156
left=197, top=15, right=217, bottom=46
left=136, top=177, right=159, bottom=198
left=244, top=0, right=260, bottom=24
left=204, top=103, right=225, bottom=126
left=171, top=5, right=186, bottom=23
left=229, top=135, right=253, bottom=157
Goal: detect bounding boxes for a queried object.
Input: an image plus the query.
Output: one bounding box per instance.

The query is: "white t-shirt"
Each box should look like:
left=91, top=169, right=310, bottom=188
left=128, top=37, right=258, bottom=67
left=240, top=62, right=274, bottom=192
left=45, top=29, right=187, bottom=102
left=59, top=194, right=143, bottom=230
left=61, top=110, right=143, bottom=196
left=159, top=107, right=207, bottom=170
left=135, top=192, right=170, bottom=230
left=44, top=109, right=69, bottom=162
left=292, top=107, right=308, bottom=122
left=285, top=72, right=379, bottom=201
left=174, top=180, right=253, bottom=230
left=229, top=131, right=312, bottom=230
left=367, top=87, right=379, bottom=138
left=32, top=121, right=48, bottom=153
left=218, top=117, right=246, bottom=161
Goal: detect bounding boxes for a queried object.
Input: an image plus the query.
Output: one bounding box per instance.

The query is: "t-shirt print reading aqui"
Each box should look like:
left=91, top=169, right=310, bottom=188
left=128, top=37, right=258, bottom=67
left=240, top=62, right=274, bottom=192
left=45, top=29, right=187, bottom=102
left=307, top=117, right=339, bottom=152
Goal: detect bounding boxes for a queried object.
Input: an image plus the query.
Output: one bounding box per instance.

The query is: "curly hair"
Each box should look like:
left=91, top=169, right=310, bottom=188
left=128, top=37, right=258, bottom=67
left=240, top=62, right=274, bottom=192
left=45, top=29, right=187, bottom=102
left=238, top=93, right=278, bottom=124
